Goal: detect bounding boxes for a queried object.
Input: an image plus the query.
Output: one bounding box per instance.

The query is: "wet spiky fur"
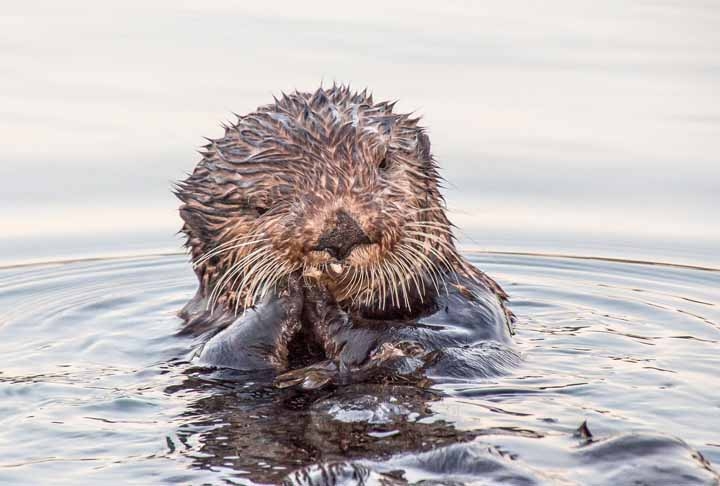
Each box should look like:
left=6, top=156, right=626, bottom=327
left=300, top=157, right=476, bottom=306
left=175, top=85, right=509, bottom=328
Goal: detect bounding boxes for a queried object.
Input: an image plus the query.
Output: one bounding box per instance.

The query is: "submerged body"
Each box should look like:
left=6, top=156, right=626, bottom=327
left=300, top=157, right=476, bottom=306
left=176, top=86, right=517, bottom=387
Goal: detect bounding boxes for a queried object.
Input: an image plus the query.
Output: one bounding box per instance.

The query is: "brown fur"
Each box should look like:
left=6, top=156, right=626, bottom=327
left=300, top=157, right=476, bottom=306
left=175, top=85, right=510, bottom=327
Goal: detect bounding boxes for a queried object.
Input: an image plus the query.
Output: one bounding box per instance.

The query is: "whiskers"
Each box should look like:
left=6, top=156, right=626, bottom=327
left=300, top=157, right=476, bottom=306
left=335, top=218, right=458, bottom=311
left=192, top=234, right=269, bottom=268
left=195, top=212, right=459, bottom=316
left=199, top=234, right=296, bottom=314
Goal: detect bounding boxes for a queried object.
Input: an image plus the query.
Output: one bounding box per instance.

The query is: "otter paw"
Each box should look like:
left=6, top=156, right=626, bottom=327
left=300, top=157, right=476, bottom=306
left=370, top=340, right=427, bottom=361
left=362, top=341, right=434, bottom=382
left=274, top=360, right=338, bottom=390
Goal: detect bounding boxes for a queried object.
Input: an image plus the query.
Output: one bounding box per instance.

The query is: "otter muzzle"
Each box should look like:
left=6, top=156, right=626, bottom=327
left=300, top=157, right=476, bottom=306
left=313, top=209, right=371, bottom=260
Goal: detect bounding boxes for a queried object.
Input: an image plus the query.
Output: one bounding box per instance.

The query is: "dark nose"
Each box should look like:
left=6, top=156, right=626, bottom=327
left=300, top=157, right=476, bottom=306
left=313, top=210, right=371, bottom=260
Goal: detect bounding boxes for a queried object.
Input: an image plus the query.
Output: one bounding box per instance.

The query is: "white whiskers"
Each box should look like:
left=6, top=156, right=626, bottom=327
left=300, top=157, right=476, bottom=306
left=335, top=217, right=457, bottom=311
left=204, top=237, right=297, bottom=314
left=198, top=212, right=458, bottom=316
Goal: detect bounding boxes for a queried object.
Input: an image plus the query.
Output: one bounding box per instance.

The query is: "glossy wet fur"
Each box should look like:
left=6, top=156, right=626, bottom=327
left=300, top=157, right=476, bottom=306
left=176, top=85, right=516, bottom=385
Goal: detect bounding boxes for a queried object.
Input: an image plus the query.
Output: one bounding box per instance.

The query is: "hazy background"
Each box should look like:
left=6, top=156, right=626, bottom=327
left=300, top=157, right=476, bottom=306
left=2, top=1, right=718, bottom=266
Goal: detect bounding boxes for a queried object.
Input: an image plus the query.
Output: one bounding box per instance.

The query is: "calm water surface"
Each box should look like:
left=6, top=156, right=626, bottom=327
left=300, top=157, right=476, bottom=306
left=0, top=252, right=718, bottom=484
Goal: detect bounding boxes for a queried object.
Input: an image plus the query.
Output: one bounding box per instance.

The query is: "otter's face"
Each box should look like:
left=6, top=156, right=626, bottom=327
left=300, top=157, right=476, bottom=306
left=176, top=87, right=457, bottom=313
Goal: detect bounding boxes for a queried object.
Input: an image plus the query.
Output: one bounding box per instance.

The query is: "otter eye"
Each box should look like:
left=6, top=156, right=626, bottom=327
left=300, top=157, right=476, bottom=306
left=378, top=156, right=390, bottom=171
left=243, top=199, right=270, bottom=216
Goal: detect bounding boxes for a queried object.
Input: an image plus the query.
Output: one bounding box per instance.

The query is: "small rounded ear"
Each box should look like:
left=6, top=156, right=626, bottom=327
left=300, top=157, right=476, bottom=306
left=417, top=131, right=432, bottom=161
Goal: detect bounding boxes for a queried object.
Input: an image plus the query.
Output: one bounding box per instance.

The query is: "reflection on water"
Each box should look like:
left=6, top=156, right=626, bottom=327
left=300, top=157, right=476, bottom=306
left=0, top=253, right=718, bottom=484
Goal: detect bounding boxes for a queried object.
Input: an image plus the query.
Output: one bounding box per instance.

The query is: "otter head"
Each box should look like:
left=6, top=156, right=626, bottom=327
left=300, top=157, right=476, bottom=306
left=176, top=86, right=459, bottom=314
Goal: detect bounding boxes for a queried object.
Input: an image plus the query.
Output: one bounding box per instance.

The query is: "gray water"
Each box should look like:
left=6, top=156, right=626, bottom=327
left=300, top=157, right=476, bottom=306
left=0, top=253, right=718, bottom=484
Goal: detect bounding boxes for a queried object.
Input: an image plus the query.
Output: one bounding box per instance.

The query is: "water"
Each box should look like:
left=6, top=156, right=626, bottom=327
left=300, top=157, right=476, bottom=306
left=2, top=0, right=719, bottom=483
left=1, top=252, right=717, bottom=484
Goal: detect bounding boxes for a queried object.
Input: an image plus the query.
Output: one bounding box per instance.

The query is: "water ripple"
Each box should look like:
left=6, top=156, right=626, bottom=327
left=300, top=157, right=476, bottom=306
left=0, top=252, right=718, bottom=484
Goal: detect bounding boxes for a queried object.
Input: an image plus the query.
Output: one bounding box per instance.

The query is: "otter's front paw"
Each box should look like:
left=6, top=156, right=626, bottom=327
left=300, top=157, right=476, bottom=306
left=365, top=340, right=433, bottom=380
left=274, top=360, right=339, bottom=390
left=274, top=341, right=434, bottom=390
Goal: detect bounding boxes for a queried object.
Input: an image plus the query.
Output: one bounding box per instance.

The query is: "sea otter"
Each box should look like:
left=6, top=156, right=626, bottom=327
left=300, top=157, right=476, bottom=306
left=175, top=85, right=517, bottom=389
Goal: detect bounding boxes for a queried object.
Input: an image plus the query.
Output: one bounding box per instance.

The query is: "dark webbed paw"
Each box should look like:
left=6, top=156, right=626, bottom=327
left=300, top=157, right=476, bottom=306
left=278, top=278, right=439, bottom=390
left=197, top=273, right=305, bottom=371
